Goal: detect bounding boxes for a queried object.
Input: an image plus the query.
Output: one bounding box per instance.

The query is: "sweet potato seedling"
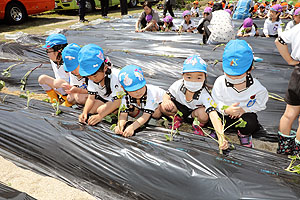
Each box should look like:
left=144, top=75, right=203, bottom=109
left=19, top=90, right=34, bottom=109
left=52, top=99, right=62, bottom=116
left=162, top=111, right=183, bottom=141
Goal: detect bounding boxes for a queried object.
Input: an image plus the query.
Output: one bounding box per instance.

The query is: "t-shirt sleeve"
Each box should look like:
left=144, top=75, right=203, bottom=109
left=168, top=80, right=181, bottom=99
left=280, top=26, right=293, bottom=43
left=144, top=87, right=165, bottom=113
left=211, top=77, right=226, bottom=114
left=200, top=89, right=217, bottom=113
left=263, top=19, right=269, bottom=35
left=87, top=80, right=97, bottom=94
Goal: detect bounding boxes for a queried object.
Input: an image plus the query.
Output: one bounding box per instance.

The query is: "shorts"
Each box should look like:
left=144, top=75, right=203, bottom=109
left=171, top=99, right=193, bottom=119
left=285, top=65, right=300, bottom=106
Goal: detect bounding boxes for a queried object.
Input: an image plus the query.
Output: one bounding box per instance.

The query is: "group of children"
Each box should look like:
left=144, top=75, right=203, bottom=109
left=40, top=33, right=276, bottom=152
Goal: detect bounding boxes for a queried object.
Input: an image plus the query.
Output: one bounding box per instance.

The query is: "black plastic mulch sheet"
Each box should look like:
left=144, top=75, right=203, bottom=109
left=0, top=94, right=300, bottom=200
left=0, top=182, right=36, bottom=200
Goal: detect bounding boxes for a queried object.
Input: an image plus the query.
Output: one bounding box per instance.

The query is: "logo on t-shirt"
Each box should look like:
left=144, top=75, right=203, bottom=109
left=246, top=94, right=256, bottom=107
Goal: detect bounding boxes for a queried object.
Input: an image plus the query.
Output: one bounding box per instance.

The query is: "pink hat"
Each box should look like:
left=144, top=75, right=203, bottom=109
left=163, top=15, right=173, bottom=23
left=294, top=7, right=300, bottom=15
left=204, top=7, right=212, bottom=13
left=270, top=4, right=283, bottom=12
left=145, top=14, right=152, bottom=22
left=182, top=10, right=191, bottom=17
left=243, top=17, right=253, bottom=28
left=225, top=9, right=232, bottom=14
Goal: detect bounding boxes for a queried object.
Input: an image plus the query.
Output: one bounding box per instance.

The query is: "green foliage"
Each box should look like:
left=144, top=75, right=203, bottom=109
left=20, top=90, right=34, bottom=108
left=221, top=105, right=229, bottom=110
left=286, top=155, right=300, bottom=174
left=20, top=64, right=42, bottom=91
left=2, top=62, right=24, bottom=78
left=103, top=113, right=117, bottom=123
left=0, top=80, right=5, bottom=91
left=163, top=111, right=183, bottom=141
left=235, top=118, right=247, bottom=128
left=52, top=99, right=62, bottom=116
left=42, top=98, right=50, bottom=103
left=111, top=104, right=127, bottom=131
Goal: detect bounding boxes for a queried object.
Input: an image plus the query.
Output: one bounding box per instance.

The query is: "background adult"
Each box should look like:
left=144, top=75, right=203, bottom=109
left=78, top=0, right=88, bottom=22
left=163, top=0, right=175, bottom=18
left=120, top=0, right=128, bottom=16
left=135, top=1, right=162, bottom=32
left=101, top=0, right=109, bottom=17
left=233, top=0, right=254, bottom=19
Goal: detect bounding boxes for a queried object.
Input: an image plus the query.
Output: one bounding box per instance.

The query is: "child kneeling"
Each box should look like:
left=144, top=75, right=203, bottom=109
left=115, top=65, right=166, bottom=137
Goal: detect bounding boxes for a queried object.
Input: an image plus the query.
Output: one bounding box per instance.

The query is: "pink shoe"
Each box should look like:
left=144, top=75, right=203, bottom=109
left=170, top=115, right=183, bottom=130
left=238, top=131, right=253, bottom=148
left=192, top=123, right=205, bottom=136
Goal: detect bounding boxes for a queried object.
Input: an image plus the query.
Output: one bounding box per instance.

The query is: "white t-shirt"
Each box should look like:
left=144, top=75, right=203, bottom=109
left=180, top=20, right=196, bottom=31
left=207, top=10, right=235, bottom=44
left=191, top=7, right=200, bottom=16
left=120, top=84, right=166, bottom=114
left=50, top=60, right=69, bottom=82
left=285, top=20, right=295, bottom=31
left=69, top=73, right=87, bottom=89
left=87, top=68, right=123, bottom=101
left=212, top=75, right=268, bottom=114
left=168, top=79, right=217, bottom=112
left=280, top=23, right=300, bottom=61
left=263, top=18, right=283, bottom=36
left=237, top=25, right=256, bottom=37
left=163, top=23, right=178, bottom=31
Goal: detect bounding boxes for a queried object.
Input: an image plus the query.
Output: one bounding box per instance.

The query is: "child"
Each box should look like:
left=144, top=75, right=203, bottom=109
left=203, top=7, right=212, bottom=18
left=145, top=14, right=159, bottom=31
left=287, top=1, right=294, bottom=14
left=280, top=2, right=290, bottom=19
left=78, top=44, right=124, bottom=125
left=257, top=3, right=267, bottom=18
left=61, top=43, right=88, bottom=106
left=160, top=55, right=228, bottom=150
left=38, top=34, right=72, bottom=107
left=208, top=1, right=214, bottom=8
left=285, top=8, right=300, bottom=31
left=237, top=18, right=259, bottom=37
left=227, top=3, right=234, bottom=13
left=275, top=22, right=300, bottom=155
left=115, top=65, right=166, bottom=137
left=179, top=10, right=196, bottom=33
left=161, top=16, right=178, bottom=32
left=191, top=1, right=200, bottom=17
left=263, top=4, right=283, bottom=37
left=265, top=0, right=271, bottom=11
left=212, top=40, right=269, bottom=148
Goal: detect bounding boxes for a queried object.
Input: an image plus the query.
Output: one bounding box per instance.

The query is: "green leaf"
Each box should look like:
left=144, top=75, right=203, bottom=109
left=110, top=124, right=117, bottom=131
left=193, top=117, right=200, bottom=126
left=221, top=105, right=229, bottom=110
left=56, top=110, right=62, bottom=116
left=43, top=98, right=50, bottom=103
left=162, top=117, right=167, bottom=121
left=235, top=118, right=247, bottom=128
left=0, top=80, right=5, bottom=91
left=177, top=111, right=183, bottom=117
left=19, top=94, right=28, bottom=99
left=164, top=134, right=170, bottom=141
left=103, top=115, right=112, bottom=123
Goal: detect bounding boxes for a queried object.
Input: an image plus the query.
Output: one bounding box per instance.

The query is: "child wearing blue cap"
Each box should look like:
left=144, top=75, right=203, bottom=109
left=78, top=44, right=124, bottom=125
left=38, top=33, right=72, bottom=106
left=61, top=43, right=88, bottom=106
left=160, top=55, right=228, bottom=150
left=116, top=65, right=166, bottom=137
left=275, top=23, right=300, bottom=155
left=212, top=40, right=269, bottom=148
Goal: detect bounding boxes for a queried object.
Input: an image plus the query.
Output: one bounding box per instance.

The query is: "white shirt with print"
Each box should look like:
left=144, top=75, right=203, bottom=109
left=285, top=20, right=295, bottom=31
left=180, top=20, right=196, bottom=31
left=263, top=18, right=283, bottom=36
left=237, top=25, right=256, bottom=37
left=50, top=60, right=69, bottom=83
left=69, top=73, right=87, bottom=89
left=120, top=84, right=166, bottom=114
left=280, top=23, right=300, bottom=61
left=191, top=7, right=200, bottom=16
left=212, top=75, right=268, bottom=114
left=168, top=79, right=217, bottom=112
left=87, top=68, right=123, bottom=101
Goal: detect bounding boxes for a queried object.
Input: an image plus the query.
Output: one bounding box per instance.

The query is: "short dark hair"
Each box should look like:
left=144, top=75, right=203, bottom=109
left=143, top=1, right=152, bottom=9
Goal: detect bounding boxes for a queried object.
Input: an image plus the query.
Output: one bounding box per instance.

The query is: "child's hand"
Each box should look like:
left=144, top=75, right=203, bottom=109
left=62, top=83, right=71, bottom=91
left=79, top=112, right=87, bottom=124
left=65, top=86, right=78, bottom=94
left=266, top=35, right=270, bottom=38
left=162, top=100, right=174, bottom=112
left=88, top=114, right=102, bottom=126
left=219, top=138, right=229, bottom=150
left=225, top=103, right=245, bottom=118
left=123, top=125, right=135, bottom=137
left=114, top=125, right=124, bottom=135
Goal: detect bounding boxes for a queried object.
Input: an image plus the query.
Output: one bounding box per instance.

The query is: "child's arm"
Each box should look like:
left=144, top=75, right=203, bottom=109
left=263, top=20, right=269, bottom=37
left=237, top=28, right=243, bottom=37
left=87, top=99, right=121, bottom=125
left=64, top=85, right=88, bottom=94
left=79, top=94, right=95, bottom=123
left=115, top=112, right=128, bottom=135
left=275, top=38, right=300, bottom=66
left=209, top=110, right=228, bottom=150
left=123, top=113, right=151, bottom=137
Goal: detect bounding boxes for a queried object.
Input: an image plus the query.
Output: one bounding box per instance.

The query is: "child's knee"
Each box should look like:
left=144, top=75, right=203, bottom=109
left=283, top=111, right=298, bottom=122
left=75, top=94, right=88, bottom=105
left=53, top=79, right=66, bottom=88
left=38, top=74, right=49, bottom=84
left=194, top=107, right=209, bottom=122
left=67, top=94, right=75, bottom=104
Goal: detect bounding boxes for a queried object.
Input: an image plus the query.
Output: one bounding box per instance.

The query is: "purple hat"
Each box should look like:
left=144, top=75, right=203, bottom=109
left=145, top=14, right=152, bottom=22
left=294, top=7, right=300, bottom=15
left=243, top=18, right=253, bottom=28
left=163, top=15, right=173, bottom=23
left=182, top=10, right=191, bottom=17
left=270, top=4, right=283, bottom=12
left=204, top=7, right=212, bottom=13
left=225, top=9, right=232, bottom=14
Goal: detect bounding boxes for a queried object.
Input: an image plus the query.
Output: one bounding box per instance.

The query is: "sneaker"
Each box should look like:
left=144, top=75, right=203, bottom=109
left=79, top=18, right=89, bottom=23
left=237, top=131, right=253, bottom=148
left=169, top=115, right=182, bottom=130
left=293, top=138, right=300, bottom=155
left=277, top=131, right=296, bottom=155
left=192, top=124, right=205, bottom=136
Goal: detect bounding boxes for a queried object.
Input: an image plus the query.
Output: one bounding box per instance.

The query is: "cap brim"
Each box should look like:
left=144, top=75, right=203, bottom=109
left=123, top=80, right=146, bottom=92
left=182, top=69, right=207, bottom=74
left=79, top=67, right=99, bottom=77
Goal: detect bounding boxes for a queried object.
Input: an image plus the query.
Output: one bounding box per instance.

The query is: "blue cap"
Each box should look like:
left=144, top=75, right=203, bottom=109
left=78, top=44, right=105, bottom=77
left=222, top=40, right=254, bottom=76
left=62, top=43, right=81, bottom=72
left=182, top=55, right=207, bottom=74
left=42, top=34, right=67, bottom=49
left=118, top=65, right=146, bottom=92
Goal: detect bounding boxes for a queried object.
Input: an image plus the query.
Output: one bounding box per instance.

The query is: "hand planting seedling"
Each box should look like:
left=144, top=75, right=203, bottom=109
left=162, top=111, right=183, bottom=141
left=19, top=90, right=34, bottom=109
left=286, top=155, right=300, bottom=174
left=52, top=99, right=62, bottom=116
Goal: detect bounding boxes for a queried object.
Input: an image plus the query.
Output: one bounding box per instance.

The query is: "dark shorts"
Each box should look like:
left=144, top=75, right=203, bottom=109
left=285, top=65, right=300, bottom=106
left=171, top=98, right=193, bottom=119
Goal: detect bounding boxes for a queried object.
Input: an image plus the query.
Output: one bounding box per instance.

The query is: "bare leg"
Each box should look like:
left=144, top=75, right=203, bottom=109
left=192, top=107, right=209, bottom=124
left=279, top=104, right=300, bottom=135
